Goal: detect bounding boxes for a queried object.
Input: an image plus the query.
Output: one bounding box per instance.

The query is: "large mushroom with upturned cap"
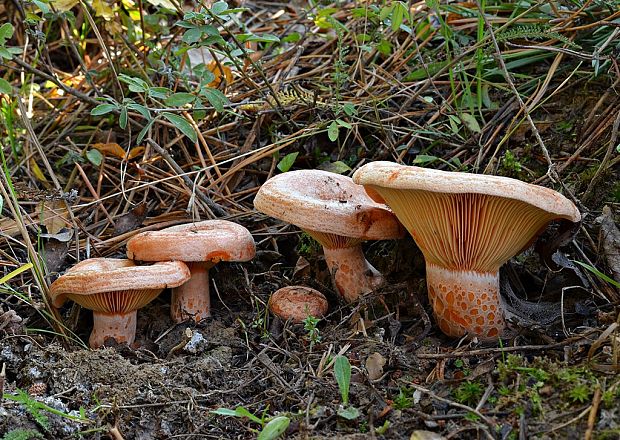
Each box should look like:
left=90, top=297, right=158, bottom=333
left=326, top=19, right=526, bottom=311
left=50, top=258, right=191, bottom=348
left=126, top=220, right=256, bottom=323
left=254, top=170, right=405, bottom=302
left=353, top=161, right=581, bottom=339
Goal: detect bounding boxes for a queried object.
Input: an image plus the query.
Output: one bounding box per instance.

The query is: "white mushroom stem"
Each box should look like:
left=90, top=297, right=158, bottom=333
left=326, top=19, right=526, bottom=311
left=90, top=312, right=137, bottom=348
left=425, top=263, right=505, bottom=339
left=171, top=262, right=214, bottom=323
left=323, top=245, right=384, bottom=303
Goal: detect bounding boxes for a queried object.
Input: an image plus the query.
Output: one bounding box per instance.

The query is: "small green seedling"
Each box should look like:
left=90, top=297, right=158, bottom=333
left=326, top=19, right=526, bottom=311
left=211, top=406, right=290, bottom=440
left=334, top=355, right=360, bottom=420
left=303, top=315, right=321, bottom=348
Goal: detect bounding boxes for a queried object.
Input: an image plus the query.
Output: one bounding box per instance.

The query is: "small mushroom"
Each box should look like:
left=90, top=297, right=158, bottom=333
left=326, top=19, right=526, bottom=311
left=353, top=161, right=581, bottom=339
left=269, top=286, right=328, bottom=322
left=254, top=170, right=404, bottom=302
left=126, top=220, right=256, bottom=323
left=50, top=258, right=191, bottom=348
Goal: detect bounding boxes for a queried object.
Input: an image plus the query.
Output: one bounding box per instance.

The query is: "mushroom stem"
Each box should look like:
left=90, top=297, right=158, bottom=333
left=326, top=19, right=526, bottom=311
left=323, top=245, right=383, bottom=302
left=171, top=262, right=214, bottom=323
left=426, top=263, right=505, bottom=339
left=90, top=311, right=137, bottom=348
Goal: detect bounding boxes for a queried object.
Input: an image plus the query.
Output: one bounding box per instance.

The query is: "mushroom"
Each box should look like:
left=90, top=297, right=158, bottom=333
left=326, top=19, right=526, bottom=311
left=353, top=161, right=581, bottom=339
left=254, top=170, right=405, bottom=302
left=126, top=220, right=256, bottom=323
left=269, top=286, right=329, bottom=322
left=50, top=258, right=191, bottom=348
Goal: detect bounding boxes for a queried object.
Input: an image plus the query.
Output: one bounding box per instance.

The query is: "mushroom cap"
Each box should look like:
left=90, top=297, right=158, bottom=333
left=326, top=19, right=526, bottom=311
left=126, top=220, right=256, bottom=263
left=50, top=258, right=191, bottom=312
left=254, top=170, right=404, bottom=241
left=268, top=286, right=328, bottom=323
left=352, top=162, right=581, bottom=272
left=353, top=161, right=581, bottom=221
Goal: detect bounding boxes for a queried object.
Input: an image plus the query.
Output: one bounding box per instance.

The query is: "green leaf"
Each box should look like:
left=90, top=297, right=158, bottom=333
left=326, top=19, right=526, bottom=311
left=136, top=117, right=157, bottom=144
left=119, top=106, right=128, bottom=129
left=0, top=23, right=14, bottom=44
left=403, top=61, right=450, bottom=81
left=0, top=78, right=12, bottom=94
left=327, top=121, right=339, bottom=142
left=258, top=416, right=290, bottom=440
left=276, top=152, right=298, bottom=172
left=459, top=113, right=481, bottom=133
left=164, top=92, right=196, bottom=107
left=334, top=355, right=351, bottom=405
left=233, top=407, right=262, bottom=424
left=412, top=154, right=438, bottom=165
left=200, top=87, right=228, bottom=112
left=237, top=33, right=280, bottom=44
left=0, top=47, right=13, bottom=59
left=282, top=32, right=301, bottom=43
left=33, top=0, right=50, bottom=13
left=148, top=87, right=170, bottom=99
left=335, top=118, right=352, bottom=129
left=574, top=261, right=620, bottom=288
left=127, top=103, right=151, bottom=120
left=337, top=406, right=360, bottom=420
left=90, top=103, right=118, bottom=116
left=211, top=408, right=238, bottom=416
left=162, top=112, right=197, bottom=143
left=182, top=27, right=203, bottom=44
left=210, top=1, right=229, bottom=16
left=391, top=1, right=407, bottom=32
left=316, top=160, right=351, bottom=174
left=86, top=149, right=103, bottom=166
left=342, top=103, right=357, bottom=117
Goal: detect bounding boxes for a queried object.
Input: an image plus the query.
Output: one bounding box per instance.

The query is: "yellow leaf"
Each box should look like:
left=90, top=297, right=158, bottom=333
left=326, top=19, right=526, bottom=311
left=0, top=262, right=34, bottom=285
left=92, top=0, right=115, bottom=20
left=51, top=0, right=80, bottom=12
left=29, top=158, right=49, bottom=185
left=145, top=0, right=176, bottom=9
left=127, top=146, right=145, bottom=160
left=91, top=142, right=127, bottom=159
left=207, top=60, right=233, bottom=88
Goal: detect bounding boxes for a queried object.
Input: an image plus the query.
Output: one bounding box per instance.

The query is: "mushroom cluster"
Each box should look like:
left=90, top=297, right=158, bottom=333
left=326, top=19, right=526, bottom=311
left=51, top=220, right=256, bottom=348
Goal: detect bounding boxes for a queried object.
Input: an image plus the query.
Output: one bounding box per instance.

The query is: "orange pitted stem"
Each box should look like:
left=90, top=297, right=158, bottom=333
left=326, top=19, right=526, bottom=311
left=426, top=263, right=504, bottom=339
left=323, top=246, right=383, bottom=303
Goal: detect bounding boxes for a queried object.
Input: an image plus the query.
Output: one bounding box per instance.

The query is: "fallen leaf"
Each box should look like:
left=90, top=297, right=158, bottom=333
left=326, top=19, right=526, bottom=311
left=207, top=60, right=233, bottom=88
left=598, top=206, right=620, bottom=283
left=91, top=142, right=126, bottom=159
left=145, top=0, right=176, bottom=10
left=52, top=0, right=80, bottom=12
left=365, top=352, right=386, bottom=381
left=29, top=158, right=49, bottom=185
left=292, top=256, right=310, bottom=279
left=36, top=201, right=73, bottom=243
left=92, top=0, right=114, bottom=20
left=113, top=203, right=148, bottom=236
left=410, top=431, right=447, bottom=440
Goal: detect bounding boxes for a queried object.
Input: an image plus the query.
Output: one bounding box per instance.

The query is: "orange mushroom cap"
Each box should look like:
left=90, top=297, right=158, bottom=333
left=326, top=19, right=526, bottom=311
left=126, top=220, right=256, bottom=263
left=269, top=286, right=328, bottom=323
left=50, top=258, right=191, bottom=312
left=253, top=170, right=404, bottom=247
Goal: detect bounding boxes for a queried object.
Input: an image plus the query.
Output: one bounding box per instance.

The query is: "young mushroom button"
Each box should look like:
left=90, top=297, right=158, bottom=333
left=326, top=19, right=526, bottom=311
left=254, top=170, right=405, bottom=302
left=126, top=220, right=256, bottom=323
left=269, top=286, right=328, bottom=323
left=50, top=258, right=191, bottom=348
left=353, top=161, right=581, bottom=339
